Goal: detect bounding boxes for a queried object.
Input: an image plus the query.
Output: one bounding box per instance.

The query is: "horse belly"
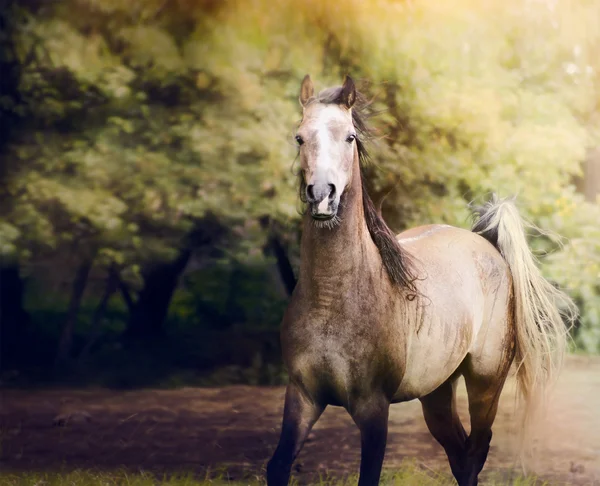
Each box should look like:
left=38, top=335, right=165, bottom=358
left=393, top=349, right=465, bottom=401
left=392, top=315, right=476, bottom=401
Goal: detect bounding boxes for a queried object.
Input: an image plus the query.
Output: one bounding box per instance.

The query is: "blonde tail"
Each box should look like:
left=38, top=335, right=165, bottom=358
left=471, top=195, right=577, bottom=453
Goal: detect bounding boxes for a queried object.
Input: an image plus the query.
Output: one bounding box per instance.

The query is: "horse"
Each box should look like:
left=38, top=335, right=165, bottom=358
left=266, top=75, right=574, bottom=486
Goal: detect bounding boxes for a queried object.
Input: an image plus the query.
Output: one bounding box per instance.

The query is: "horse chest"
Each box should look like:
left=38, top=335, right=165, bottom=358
left=289, top=346, right=366, bottom=406
left=285, top=316, right=398, bottom=406
left=282, top=278, right=400, bottom=405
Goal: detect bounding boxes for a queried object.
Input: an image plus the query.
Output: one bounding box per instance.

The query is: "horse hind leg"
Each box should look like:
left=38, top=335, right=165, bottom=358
left=419, top=374, right=469, bottom=483
left=461, top=353, right=512, bottom=486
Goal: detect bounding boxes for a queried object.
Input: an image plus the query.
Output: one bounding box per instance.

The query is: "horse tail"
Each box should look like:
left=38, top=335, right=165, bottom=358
left=471, top=195, right=576, bottom=451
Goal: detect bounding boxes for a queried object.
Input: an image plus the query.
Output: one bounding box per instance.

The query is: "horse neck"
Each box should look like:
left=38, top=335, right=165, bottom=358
left=299, top=157, right=379, bottom=291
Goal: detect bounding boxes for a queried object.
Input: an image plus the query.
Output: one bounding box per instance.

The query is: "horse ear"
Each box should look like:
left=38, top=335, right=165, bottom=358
left=340, top=75, right=356, bottom=109
left=299, top=74, right=314, bottom=107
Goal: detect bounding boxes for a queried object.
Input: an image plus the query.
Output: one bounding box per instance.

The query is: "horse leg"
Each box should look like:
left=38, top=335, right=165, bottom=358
left=267, top=382, right=324, bottom=486
left=420, top=376, right=468, bottom=483
left=350, top=397, right=390, bottom=486
left=461, top=363, right=510, bottom=486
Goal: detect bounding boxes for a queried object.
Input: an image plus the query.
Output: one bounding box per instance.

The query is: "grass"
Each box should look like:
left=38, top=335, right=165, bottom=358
left=0, top=463, right=550, bottom=486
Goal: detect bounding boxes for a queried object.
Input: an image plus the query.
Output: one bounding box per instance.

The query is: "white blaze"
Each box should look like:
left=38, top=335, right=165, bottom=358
left=314, top=106, right=338, bottom=177
left=302, top=103, right=353, bottom=214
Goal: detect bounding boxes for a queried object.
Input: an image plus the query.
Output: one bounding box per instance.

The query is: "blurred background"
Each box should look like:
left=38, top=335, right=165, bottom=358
left=1, top=0, right=600, bottom=483
left=1, top=0, right=600, bottom=386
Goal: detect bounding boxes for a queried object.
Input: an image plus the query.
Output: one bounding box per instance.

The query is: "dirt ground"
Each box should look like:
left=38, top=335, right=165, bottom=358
left=1, top=356, right=599, bottom=485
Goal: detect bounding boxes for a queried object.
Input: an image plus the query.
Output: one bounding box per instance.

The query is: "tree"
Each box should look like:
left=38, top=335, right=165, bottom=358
left=2, top=0, right=599, bottom=361
left=1, top=0, right=300, bottom=357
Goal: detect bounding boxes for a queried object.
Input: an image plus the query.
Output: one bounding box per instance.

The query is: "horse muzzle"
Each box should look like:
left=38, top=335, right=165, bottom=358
left=306, top=182, right=338, bottom=220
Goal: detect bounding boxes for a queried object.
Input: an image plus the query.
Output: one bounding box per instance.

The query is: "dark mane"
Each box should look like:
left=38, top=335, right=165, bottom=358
left=299, top=85, right=418, bottom=293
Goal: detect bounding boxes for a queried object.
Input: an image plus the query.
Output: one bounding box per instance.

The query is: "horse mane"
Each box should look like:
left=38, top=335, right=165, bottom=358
left=298, top=85, right=418, bottom=293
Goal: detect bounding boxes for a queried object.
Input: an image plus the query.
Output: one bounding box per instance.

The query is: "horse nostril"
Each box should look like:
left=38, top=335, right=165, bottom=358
left=306, top=184, right=316, bottom=202
left=328, top=184, right=336, bottom=200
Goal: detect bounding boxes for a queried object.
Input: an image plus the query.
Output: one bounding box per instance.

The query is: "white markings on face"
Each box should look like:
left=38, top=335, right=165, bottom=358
left=314, top=106, right=339, bottom=177
left=299, top=103, right=355, bottom=203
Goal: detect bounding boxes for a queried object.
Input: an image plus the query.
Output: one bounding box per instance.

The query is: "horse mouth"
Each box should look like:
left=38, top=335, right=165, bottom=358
left=312, top=213, right=335, bottom=221
left=310, top=211, right=335, bottom=221
left=309, top=200, right=338, bottom=221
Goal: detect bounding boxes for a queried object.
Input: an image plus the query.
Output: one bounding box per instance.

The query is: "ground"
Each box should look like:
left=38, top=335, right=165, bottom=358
left=1, top=356, right=598, bottom=485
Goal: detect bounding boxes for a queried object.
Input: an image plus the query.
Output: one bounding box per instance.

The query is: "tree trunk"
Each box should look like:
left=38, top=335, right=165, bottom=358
left=78, top=268, right=118, bottom=361
left=268, top=235, right=297, bottom=296
left=123, top=217, right=226, bottom=343
left=55, top=259, right=93, bottom=367
left=124, top=249, right=191, bottom=342
left=574, top=147, right=600, bottom=203
left=0, top=265, right=30, bottom=369
left=259, top=217, right=297, bottom=297
left=118, top=278, right=135, bottom=314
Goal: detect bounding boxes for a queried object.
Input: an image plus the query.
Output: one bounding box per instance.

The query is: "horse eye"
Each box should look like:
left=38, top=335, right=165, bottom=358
left=295, top=135, right=304, bottom=146
left=346, top=134, right=356, bottom=143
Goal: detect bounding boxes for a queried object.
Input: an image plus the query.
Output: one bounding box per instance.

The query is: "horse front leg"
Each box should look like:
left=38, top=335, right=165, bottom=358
left=351, top=397, right=390, bottom=486
left=267, top=382, right=324, bottom=486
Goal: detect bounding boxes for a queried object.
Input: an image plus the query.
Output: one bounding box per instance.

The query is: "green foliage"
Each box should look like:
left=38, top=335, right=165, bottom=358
left=191, top=0, right=600, bottom=350
left=542, top=193, right=600, bottom=352
left=3, top=0, right=301, bottom=272
left=1, top=0, right=599, bottom=351
left=170, top=258, right=288, bottom=331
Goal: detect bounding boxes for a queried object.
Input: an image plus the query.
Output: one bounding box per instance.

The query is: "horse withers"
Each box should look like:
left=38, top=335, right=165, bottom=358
left=266, top=75, right=575, bottom=486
